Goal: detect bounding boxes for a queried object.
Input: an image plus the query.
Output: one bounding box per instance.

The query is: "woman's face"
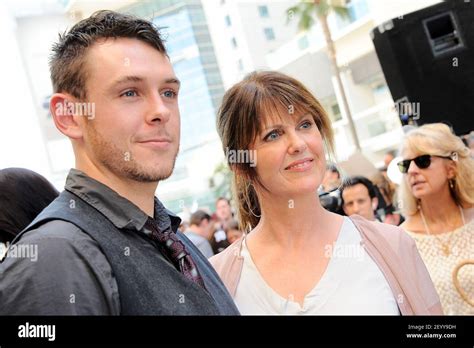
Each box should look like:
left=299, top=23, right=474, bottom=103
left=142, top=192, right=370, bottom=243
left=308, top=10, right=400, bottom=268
left=402, top=147, right=454, bottom=200
left=250, top=110, right=326, bottom=199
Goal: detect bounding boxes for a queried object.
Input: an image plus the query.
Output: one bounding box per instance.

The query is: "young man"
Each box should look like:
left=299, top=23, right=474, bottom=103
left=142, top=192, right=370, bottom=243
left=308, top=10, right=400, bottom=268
left=341, top=176, right=379, bottom=221
left=185, top=210, right=214, bottom=259
left=0, top=11, right=238, bottom=315
left=210, top=197, right=232, bottom=254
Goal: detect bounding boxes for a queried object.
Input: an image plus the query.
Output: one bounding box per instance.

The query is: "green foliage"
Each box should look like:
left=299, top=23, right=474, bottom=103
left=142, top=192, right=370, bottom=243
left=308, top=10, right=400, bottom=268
left=287, top=0, right=350, bottom=31
left=209, top=161, right=233, bottom=200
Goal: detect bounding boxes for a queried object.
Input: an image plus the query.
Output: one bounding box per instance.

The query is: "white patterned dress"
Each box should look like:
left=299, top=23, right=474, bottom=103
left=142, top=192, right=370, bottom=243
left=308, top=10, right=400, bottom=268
left=406, top=220, right=474, bottom=315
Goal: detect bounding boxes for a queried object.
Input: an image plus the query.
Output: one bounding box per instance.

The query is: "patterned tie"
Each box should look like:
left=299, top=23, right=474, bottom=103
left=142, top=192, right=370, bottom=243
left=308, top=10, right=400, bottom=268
left=144, top=217, right=206, bottom=289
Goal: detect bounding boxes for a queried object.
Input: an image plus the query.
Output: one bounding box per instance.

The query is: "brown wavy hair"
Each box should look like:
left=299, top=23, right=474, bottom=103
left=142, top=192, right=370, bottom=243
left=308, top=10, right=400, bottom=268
left=216, top=71, right=335, bottom=231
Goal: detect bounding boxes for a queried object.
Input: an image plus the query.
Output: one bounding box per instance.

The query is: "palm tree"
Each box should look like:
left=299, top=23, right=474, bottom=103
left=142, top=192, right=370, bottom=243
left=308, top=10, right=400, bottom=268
left=287, top=0, right=361, bottom=151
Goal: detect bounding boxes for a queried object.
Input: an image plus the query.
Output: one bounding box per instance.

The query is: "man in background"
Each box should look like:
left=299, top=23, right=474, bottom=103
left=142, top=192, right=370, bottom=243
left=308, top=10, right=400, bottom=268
left=341, top=176, right=379, bottom=221
left=210, top=197, right=232, bottom=254
left=185, top=210, right=214, bottom=258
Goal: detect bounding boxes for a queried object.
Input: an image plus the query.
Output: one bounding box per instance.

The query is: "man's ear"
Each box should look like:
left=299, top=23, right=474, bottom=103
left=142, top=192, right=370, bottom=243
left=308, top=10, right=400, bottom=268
left=372, top=197, right=379, bottom=211
left=50, top=93, right=84, bottom=139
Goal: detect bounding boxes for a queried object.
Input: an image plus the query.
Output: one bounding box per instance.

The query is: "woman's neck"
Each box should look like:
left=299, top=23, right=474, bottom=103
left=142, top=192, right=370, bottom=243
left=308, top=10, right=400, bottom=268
left=418, top=186, right=463, bottom=231
left=250, top=192, right=339, bottom=250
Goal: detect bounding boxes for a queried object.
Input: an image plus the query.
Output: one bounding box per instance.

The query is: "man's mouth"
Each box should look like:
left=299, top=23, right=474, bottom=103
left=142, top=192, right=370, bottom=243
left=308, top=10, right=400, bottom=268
left=137, top=137, right=172, bottom=149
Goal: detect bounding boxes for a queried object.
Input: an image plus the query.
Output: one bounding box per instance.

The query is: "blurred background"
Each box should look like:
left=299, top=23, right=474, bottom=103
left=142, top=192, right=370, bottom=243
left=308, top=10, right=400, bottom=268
left=0, top=0, right=443, bottom=215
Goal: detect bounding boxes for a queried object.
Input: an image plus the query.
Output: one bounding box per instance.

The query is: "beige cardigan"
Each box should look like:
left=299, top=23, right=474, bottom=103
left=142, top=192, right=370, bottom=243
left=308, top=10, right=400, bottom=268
left=209, top=215, right=443, bottom=315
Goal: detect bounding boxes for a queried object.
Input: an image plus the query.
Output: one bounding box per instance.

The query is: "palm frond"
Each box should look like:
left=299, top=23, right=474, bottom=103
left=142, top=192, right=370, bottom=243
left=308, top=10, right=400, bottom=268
left=287, top=0, right=351, bottom=25
left=331, top=5, right=351, bottom=20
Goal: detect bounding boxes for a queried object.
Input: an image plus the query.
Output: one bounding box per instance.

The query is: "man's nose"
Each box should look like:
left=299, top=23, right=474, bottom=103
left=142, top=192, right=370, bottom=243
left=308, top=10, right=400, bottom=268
left=146, top=93, right=171, bottom=124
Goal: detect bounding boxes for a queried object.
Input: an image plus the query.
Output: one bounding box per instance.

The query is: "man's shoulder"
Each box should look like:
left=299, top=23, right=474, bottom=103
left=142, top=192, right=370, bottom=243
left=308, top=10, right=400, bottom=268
left=184, top=231, right=207, bottom=244
left=18, top=219, right=98, bottom=247
left=0, top=220, right=120, bottom=315
left=3, top=219, right=107, bottom=269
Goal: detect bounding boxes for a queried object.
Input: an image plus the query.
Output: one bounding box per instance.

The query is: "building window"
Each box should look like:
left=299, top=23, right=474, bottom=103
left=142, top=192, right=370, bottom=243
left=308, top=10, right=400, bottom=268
left=237, top=59, right=243, bottom=71
left=258, top=5, right=269, bottom=18
left=225, top=15, right=231, bottom=26
left=231, top=37, right=238, bottom=48
left=331, top=103, right=342, bottom=122
left=298, top=35, right=309, bottom=50
left=263, top=27, right=275, bottom=41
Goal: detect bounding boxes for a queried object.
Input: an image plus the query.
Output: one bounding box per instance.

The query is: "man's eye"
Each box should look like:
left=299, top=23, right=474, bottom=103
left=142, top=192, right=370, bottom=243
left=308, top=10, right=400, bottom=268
left=162, top=90, right=177, bottom=98
left=121, top=90, right=138, bottom=97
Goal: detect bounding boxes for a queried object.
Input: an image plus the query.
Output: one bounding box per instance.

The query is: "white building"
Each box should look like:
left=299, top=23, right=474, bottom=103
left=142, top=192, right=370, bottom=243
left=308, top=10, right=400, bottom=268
left=0, top=0, right=443, bottom=211
left=202, top=0, right=300, bottom=88
left=204, top=0, right=442, bottom=166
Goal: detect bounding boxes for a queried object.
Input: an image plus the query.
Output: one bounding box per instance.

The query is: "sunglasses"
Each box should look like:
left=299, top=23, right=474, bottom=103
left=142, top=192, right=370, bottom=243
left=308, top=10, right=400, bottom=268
left=397, top=154, right=453, bottom=174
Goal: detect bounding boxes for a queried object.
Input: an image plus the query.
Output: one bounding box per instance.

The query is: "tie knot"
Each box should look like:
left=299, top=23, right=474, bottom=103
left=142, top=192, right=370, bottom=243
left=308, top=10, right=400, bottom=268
left=144, top=217, right=206, bottom=289
left=145, top=218, right=187, bottom=260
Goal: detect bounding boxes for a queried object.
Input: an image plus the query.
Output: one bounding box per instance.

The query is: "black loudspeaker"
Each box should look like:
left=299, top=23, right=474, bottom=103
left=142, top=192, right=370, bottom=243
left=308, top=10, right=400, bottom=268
left=371, top=0, right=474, bottom=135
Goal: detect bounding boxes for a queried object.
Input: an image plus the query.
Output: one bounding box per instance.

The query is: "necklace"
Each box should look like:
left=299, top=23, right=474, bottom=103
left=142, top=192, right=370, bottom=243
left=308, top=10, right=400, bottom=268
left=418, top=205, right=466, bottom=256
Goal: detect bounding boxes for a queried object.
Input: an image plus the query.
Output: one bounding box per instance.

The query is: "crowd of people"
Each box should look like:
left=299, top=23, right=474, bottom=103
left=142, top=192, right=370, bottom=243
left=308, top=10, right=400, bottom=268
left=0, top=10, right=473, bottom=316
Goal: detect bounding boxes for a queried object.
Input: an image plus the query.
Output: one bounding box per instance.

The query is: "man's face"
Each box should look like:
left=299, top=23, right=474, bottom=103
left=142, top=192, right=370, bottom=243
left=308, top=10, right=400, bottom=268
left=342, top=183, right=377, bottom=220
left=216, top=199, right=232, bottom=222
left=80, top=38, right=180, bottom=182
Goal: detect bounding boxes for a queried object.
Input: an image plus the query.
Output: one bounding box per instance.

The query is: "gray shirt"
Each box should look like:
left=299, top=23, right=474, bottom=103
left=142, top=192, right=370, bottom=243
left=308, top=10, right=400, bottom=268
left=0, top=169, right=182, bottom=315
left=184, top=231, right=214, bottom=259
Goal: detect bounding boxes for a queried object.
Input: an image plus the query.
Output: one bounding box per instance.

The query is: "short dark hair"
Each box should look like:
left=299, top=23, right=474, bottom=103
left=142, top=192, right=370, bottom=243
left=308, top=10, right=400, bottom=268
left=0, top=168, right=59, bottom=243
left=189, top=210, right=211, bottom=226
left=340, top=176, right=377, bottom=206
left=50, top=10, right=167, bottom=100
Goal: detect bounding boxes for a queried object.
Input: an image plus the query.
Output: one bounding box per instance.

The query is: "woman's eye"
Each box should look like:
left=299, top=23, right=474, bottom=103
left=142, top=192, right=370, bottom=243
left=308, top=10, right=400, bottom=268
left=162, top=90, right=177, bottom=98
left=264, top=130, right=280, bottom=141
left=121, top=90, right=138, bottom=97
left=300, top=120, right=313, bottom=129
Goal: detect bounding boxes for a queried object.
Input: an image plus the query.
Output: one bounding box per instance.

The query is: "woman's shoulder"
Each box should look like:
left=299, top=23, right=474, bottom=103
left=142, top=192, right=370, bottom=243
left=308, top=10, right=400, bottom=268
left=349, top=215, right=417, bottom=250
left=208, top=237, right=243, bottom=272
left=399, top=215, right=425, bottom=234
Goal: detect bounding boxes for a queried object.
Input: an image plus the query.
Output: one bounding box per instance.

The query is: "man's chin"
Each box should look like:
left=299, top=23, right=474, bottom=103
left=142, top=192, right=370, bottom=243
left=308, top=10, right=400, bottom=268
left=124, top=168, right=174, bottom=183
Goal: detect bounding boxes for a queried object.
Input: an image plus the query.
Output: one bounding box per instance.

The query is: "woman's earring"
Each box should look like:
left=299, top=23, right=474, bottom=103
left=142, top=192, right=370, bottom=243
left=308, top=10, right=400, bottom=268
left=449, top=179, right=455, bottom=189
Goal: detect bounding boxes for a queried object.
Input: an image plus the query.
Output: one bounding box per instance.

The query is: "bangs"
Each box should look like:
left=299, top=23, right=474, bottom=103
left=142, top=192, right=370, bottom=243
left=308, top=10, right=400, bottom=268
left=217, top=70, right=335, bottom=165
left=251, top=85, right=314, bottom=145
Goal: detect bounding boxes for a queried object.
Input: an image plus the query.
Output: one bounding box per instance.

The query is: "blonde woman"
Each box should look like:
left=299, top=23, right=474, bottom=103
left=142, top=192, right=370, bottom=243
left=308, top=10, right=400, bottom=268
left=398, top=123, right=474, bottom=314
left=210, top=71, right=442, bottom=315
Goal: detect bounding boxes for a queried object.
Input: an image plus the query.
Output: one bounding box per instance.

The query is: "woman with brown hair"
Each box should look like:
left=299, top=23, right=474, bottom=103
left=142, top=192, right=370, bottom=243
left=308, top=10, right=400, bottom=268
left=398, top=123, right=474, bottom=314
left=209, top=71, right=442, bottom=315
